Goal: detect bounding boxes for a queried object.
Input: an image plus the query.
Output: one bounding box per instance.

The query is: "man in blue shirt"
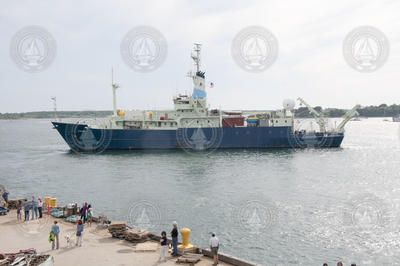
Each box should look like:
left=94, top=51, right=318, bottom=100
left=23, top=201, right=30, bottom=221
left=51, top=221, right=60, bottom=250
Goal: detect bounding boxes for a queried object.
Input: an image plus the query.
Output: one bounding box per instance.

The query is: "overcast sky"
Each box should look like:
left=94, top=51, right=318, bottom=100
left=1, top=0, right=399, bottom=113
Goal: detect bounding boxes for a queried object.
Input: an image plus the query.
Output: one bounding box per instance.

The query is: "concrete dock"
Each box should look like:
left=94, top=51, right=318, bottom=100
left=0, top=210, right=243, bottom=266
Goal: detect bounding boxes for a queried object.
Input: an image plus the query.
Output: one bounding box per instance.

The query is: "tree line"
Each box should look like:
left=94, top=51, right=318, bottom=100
left=1, top=104, right=400, bottom=119
left=295, top=104, right=400, bottom=118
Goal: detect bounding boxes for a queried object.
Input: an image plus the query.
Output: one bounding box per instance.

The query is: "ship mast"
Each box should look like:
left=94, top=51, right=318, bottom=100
left=111, top=68, right=120, bottom=117
left=191, top=43, right=201, bottom=72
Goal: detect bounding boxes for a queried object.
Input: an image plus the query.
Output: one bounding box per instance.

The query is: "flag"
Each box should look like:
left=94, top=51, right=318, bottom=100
left=210, top=82, right=214, bottom=88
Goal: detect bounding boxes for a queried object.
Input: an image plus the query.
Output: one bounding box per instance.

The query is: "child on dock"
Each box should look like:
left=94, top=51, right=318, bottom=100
left=76, top=219, right=84, bottom=247
left=158, top=231, right=167, bottom=262
left=51, top=221, right=60, bottom=250
left=17, top=204, right=22, bottom=221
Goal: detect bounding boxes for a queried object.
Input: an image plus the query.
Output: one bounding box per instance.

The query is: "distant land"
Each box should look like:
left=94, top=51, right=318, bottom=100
left=1, top=104, right=400, bottom=119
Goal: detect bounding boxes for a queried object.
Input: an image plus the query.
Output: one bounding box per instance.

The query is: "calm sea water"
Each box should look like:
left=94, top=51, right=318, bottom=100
left=1, top=118, right=400, bottom=265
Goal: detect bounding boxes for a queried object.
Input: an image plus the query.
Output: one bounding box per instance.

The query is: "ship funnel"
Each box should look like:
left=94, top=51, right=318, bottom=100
left=192, top=71, right=206, bottom=99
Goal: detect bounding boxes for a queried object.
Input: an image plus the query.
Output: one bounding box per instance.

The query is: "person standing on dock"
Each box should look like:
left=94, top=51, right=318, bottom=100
left=209, top=233, right=219, bottom=266
left=51, top=221, right=60, bottom=250
left=23, top=200, right=30, bottom=221
left=76, top=219, right=84, bottom=247
left=80, top=202, right=88, bottom=223
left=17, top=203, right=22, bottom=221
left=171, top=221, right=178, bottom=257
left=38, top=197, right=43, bottom=218
left=158, top=231, right=168, bottom=262
left=2, top=189, right=9, bottom=204
left=87, top=204, right=93, bottom=227
left=32, top=196, right=38, bottom=220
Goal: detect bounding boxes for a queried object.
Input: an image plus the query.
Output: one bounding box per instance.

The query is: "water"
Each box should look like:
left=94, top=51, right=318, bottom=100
left=1, top=118, right=400, bottom=265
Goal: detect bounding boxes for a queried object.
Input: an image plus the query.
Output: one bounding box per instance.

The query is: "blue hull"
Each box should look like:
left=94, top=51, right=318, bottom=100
left=52, top=122, right=344, bottom=151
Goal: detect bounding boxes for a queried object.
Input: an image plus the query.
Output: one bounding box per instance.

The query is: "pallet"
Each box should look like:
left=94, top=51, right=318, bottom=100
left=176, top=254, right=201, bottom=265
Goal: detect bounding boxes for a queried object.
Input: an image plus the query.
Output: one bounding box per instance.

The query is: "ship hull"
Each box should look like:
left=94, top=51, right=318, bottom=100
left=52, top=122, right=344, bottom=151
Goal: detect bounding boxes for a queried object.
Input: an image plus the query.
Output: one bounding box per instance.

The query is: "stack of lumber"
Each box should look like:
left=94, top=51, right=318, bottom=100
left=7, top=198, right=26, bottom=209
left=124, top=228, right=151, bottom=243
left=107, top=221, right=127, bottom=238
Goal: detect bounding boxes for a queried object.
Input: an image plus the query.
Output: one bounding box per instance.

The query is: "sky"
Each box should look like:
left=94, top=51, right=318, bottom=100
left=0, top=0, right=399, bottom=113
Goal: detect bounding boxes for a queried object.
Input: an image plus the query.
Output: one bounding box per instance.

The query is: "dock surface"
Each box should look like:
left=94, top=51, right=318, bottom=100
left=0, top=210, right=231, bottom=266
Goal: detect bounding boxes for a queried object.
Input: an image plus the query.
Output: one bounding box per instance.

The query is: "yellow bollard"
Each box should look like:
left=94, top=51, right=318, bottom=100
left=44, top=197, right=51, bottom=207
left=178, top=228, right=196, bottom=252
left=181, top=228, right=190, bottom=247
left=50, top=198, right=57, bottom=207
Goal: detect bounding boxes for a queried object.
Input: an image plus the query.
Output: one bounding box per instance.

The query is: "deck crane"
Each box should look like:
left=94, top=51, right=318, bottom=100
left=336, top=104, right=361, bottom=133
left=297, top=97, right=326, bottom=132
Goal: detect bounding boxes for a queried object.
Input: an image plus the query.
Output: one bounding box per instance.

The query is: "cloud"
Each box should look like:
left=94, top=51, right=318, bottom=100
left=0, top=0, right=399, bottom=112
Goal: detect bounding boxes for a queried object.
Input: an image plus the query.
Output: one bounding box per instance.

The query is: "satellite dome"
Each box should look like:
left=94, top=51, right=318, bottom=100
left=283, top=99, right=295, bottom=110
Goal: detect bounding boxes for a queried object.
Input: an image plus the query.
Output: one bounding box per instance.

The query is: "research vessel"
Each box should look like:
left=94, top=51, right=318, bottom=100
left=52, top=44, right=359, bottom=152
